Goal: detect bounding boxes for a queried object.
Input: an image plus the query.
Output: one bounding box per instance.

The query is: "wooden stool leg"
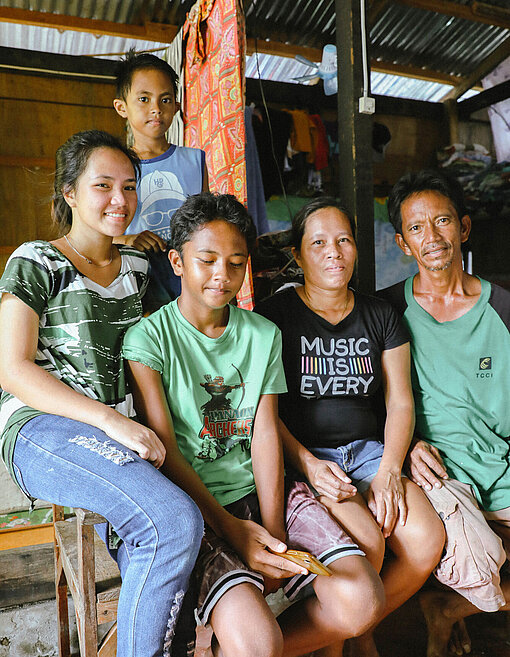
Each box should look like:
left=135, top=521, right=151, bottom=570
left=76, top=521, right=99, bottom=657
left=98, top=622, right=117, bottom=657
left=53, top=505, right=71, bottom=657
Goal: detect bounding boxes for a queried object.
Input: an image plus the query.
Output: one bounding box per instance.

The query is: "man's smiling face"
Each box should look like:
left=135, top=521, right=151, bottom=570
left=395, top=190, right=471, bottom=272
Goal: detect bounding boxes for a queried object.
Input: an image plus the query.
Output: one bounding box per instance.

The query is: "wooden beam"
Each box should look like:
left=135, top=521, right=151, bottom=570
left=246, top=38, right=471, bottom=87
left=443, top=36, right=510, bottom=100
left=0, top=523, right=53, bottom=550
left=0, top=155, right=54, bottom=169
left=458, top=78, right=510, bottom=118
left=0, top=7, right=179, bottom=43
left=246, top=38, right=322, bottom=63
left=369, top=0, right=391, bottom=24
left=336, top=0, right=375, bottom=293
left=394, top=0, right=510, bottom=30
left=371, top=60, right=464, bottom=87
left=245, top=76, right=445, bottom=120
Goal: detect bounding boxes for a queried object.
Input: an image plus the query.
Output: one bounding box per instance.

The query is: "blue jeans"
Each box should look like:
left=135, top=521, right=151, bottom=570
left=12, top=415, right=203, bottom=657
left=309, top=439, right=384, bottom=493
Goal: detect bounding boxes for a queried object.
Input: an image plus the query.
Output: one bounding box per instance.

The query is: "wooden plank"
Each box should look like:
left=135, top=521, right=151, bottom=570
left=245, top=77, right=444, bottom=120
left=0, top=47, right=116, bottom=88
left=394, top=0, right=510, bottom=29
left=75, top=508, right=108, bottom=526
left=0, top=7, right=179, bottom=43
left=54, top=520, right=121, bottom=595
left=0, top=543, right=55, bottom=608
left=98, top=623, right=117, bottom=657
left=77, top=522, right=99, bottom=656
left=0, top=523, right=53, bottom=550
left=370, top=60, right=465, bottom=87
left=0, top=154, right=53, bottom=169
left=458, top=78, right=510, bottom=118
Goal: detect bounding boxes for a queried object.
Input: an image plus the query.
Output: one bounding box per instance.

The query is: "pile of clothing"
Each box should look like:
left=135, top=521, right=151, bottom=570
left=438, top=143, right=510, bottom=217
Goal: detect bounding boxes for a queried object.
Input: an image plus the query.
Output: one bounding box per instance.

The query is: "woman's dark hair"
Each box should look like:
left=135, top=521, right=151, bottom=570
left=170, top=192, right=256, bottom=255
left=387, top=169, right=467, bottom=235
left=52, top=130, right=140, bottom=233
left=115, top=49, right=179, bottom=100
left=292, top=197, right=356, bottom=251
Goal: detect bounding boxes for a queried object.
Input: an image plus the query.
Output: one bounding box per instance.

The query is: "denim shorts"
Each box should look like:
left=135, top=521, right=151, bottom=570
left=309, top=438, right=384, bottom=494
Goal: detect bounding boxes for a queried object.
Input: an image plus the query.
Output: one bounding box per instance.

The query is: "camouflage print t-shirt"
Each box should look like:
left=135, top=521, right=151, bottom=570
left=0, top=241, right=149, bottom=479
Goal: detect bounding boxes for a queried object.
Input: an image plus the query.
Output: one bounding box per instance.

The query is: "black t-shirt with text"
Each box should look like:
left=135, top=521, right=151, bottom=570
left=256, top=287, right=409, bottom=448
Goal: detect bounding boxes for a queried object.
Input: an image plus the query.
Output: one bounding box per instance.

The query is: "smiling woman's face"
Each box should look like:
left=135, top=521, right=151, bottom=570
left=293, top=206, right=357, bottom=292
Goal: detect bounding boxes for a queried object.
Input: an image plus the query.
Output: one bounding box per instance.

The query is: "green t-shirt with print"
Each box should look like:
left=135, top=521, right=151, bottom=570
left=122, top=300, right=287, bottom=506
left=0, top=241, right=149, bottom=481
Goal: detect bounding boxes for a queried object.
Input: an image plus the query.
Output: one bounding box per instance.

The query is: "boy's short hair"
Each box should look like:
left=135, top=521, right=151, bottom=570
left=115, top=49, right=178, bottom=99
left=388, top=169, right=467, bottom=235
left=171, top=193, right=257, bottom=255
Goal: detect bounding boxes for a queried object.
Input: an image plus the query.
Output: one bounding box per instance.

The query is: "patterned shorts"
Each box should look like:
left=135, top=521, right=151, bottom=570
left=194, top=479, right=363, bottom=625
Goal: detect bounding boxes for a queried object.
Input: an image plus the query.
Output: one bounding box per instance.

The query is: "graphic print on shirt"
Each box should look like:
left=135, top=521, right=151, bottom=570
left=197, top=365, right=254, bottom=461
left=300, top=335, right=375, bottom=397
left=138, top=170, right=186, bottom=241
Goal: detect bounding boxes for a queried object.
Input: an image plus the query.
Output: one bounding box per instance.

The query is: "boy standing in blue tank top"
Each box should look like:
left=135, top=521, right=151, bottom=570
left=114, top=51, right=209, bottom=311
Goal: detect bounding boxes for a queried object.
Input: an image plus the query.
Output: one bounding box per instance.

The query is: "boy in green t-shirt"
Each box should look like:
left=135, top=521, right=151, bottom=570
left=123, top=192, right=383, bottom=656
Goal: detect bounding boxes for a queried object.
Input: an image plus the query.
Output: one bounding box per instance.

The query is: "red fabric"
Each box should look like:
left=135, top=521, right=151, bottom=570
left=183, top=0, right=254, bottom=309
left=310, top=114, right=329, bottom=171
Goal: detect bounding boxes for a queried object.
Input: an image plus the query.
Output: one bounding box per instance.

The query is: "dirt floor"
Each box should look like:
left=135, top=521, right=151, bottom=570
left=194, top=594, right=510, bottom=657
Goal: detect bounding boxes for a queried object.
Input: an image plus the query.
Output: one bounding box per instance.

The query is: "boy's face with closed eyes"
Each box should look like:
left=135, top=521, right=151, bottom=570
left=168, top=219, right=248, bottom=313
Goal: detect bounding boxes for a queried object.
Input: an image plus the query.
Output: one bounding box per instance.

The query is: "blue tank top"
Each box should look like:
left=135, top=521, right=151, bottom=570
left=127, top=145, right=206, bottom=309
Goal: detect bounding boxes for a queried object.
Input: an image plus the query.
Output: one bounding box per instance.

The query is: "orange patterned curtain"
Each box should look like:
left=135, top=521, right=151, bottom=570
left=183, top=0, right=254, bottom=309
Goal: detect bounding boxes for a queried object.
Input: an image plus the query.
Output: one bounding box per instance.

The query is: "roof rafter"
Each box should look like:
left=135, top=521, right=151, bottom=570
left=393, top=0, right=510, bottom=30
left=246, top=38, right=470, bottom=88
left=0, top=7, right=179, bottom=43
left=442, top=35, right=510, bottom=100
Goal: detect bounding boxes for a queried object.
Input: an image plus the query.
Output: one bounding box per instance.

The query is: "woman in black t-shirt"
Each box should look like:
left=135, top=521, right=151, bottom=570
left=256, top=197, right=444, bottom=656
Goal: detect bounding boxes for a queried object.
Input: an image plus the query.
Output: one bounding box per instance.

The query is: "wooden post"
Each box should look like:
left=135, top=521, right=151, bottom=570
left=336, top=0, right=375, bottom=293
left=77, top=520, right=99, bottom=657
left=444, top=98, right=459, bottom=145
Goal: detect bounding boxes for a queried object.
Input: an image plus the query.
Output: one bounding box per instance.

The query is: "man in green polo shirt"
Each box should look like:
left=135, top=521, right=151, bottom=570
left=380, top=169, right=510, bottom=657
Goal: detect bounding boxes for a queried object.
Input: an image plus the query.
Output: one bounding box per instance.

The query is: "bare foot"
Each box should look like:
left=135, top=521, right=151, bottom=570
left=419, top=590, right=459, bottom=657
left=348, top=631, right=380, bottom=657
left=313, top=643, right=344, bottom=657
left=448, top=620, right=471, bottom=655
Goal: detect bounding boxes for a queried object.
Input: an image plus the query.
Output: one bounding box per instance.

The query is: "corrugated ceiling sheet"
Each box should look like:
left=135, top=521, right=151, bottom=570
left=0, top=0, right=507, bottom=94
left=370, top=4, right=509, bottom=77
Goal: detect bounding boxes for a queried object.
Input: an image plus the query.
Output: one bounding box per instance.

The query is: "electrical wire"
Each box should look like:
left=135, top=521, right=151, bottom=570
left=360, top=0, right=369, bottom=98
left=253, top=36, right=294, bottom=222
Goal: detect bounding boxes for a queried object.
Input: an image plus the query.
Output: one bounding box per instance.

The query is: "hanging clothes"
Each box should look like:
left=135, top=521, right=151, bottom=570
left=245, top=106, right=269, bottom=235
left=310, top=114, right=329, bottom=171
left=183, top=0, right=254, bottom=309
left=252, top=107, right=292, bottom=200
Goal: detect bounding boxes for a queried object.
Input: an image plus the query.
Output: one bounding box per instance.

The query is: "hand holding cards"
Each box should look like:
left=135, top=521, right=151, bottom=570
left=268, top=548, right=332, bottom=576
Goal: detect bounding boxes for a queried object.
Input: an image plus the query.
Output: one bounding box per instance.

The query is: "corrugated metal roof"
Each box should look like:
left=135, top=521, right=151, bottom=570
left=245, top=51, right=479, bottom=102
left=0, top=0, right=194, bottom=59
left=0, top=0, right=507, bottom=97
left=0, top=21, right=170, bottom=59
left=370, top=3, right=508, bottom=78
